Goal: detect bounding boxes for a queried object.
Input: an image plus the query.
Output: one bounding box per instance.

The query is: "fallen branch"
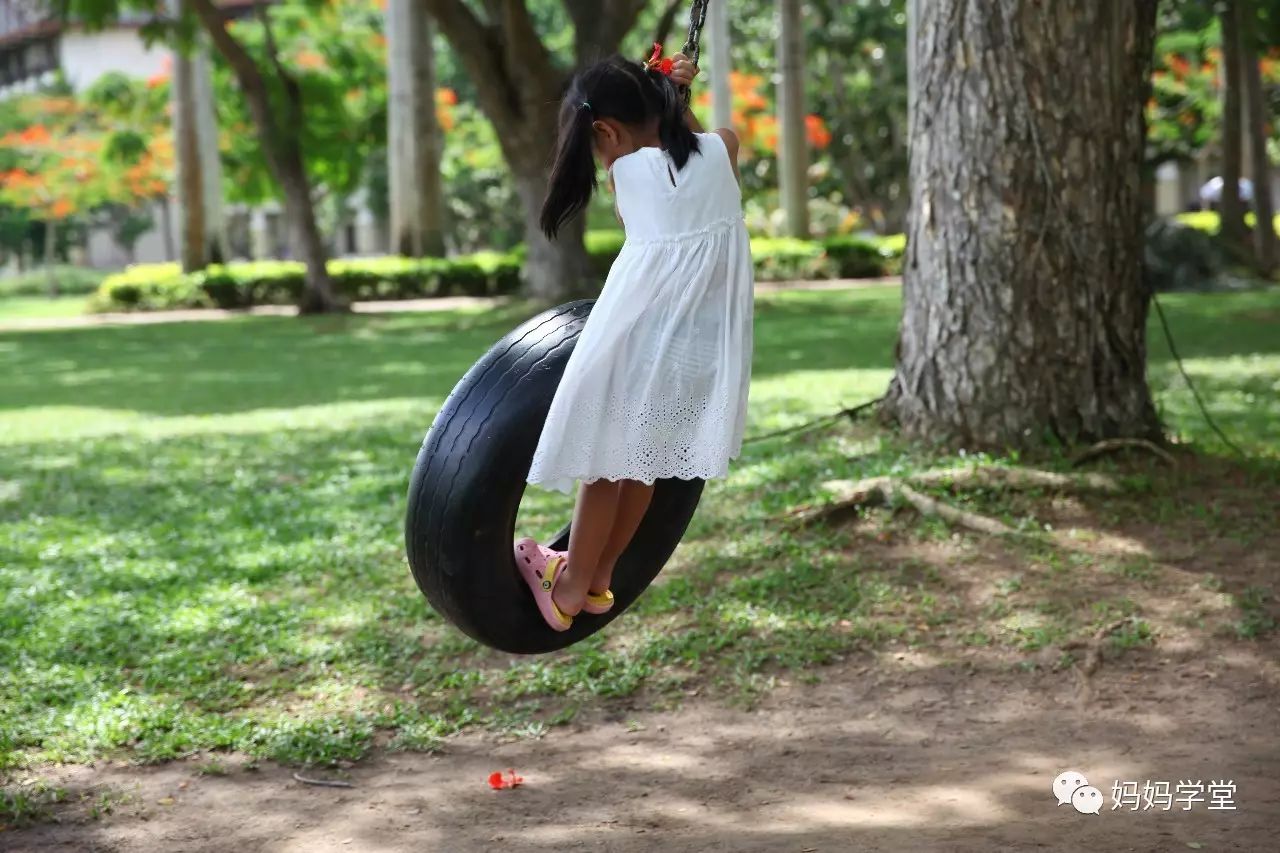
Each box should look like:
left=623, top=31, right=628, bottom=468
left=1072, top=438, right=1175, bottom=468
left=292, top=772, right=354, bottom=789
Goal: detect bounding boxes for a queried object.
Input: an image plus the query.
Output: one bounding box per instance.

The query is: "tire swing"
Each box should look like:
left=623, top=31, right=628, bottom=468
left=405, top=301, right=705, bottom=654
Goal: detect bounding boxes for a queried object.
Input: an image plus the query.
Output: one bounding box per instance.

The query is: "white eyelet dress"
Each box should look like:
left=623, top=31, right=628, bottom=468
left=526, top=131, right=754, bottom=495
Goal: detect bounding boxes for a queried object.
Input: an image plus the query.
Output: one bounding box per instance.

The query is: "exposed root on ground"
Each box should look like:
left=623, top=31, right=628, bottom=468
left=788, top=465, right=1122, bottom=534
left=1072, top=438, right=1176, bottom=467
left=1061, top=617, right=1138, bottom=707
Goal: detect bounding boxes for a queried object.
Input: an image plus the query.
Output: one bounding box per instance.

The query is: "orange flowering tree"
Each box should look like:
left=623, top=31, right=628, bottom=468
left=0, top=79, right=174, bottom=269
left=0, top=97, right=113, bottom=275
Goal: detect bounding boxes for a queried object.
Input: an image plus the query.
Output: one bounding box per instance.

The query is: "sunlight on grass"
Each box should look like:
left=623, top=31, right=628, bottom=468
left=0, top=296, right=89, bottom=320
left=1, top=284, right=1278, bottom=769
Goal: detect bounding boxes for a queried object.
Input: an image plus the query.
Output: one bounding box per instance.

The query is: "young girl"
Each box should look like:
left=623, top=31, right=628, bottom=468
left=515, top=52, right=753, bottom=631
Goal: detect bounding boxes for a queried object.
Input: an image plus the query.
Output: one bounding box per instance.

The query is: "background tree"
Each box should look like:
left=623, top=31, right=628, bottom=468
left=1239, top=0, right=1276, bottom=273
left=886, top=0, right=1163, bottom=448
left=776, top=0, right=809, bottom=238
left=387, top=0, right=446, bottom=257
left=59, top=0, right=345, bottom=311
left=1218, top=0, right=1248, bottom=254
left=421, top=0, right=654, bottom=301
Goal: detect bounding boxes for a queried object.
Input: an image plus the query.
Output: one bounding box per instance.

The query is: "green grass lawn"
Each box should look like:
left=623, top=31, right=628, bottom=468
left=1, top=285, right=1277, bottom=773
left=0, top=296, right=91, bottom=321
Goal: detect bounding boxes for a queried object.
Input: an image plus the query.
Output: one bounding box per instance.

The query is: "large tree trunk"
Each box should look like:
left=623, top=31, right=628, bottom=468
left=885, top=0, right=1162, bottom=449
left=43, top=219, right=57, bottom=297
left=158, top=196, right=176, bottom=262
left=170, top=19, right=207, bottom=273
left=1218, top=0, right=1248, bottom=253
left=387, top=0, right=447, bottom=257
left=190, top=0, right=342, bottom=312
left=706, top=0, right=733, bottom=132
left=423, top=0, right=647, bottom=301
left=777, top=0, right=809, bottom=238
left=192, top=37, right=227, bottom=264
left=1239, top=0, right=1276, bottom=274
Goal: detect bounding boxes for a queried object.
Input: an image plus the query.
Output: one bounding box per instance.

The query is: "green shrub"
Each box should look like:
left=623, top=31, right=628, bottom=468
left=750, top=236, right=835, bottom=281
left=0, top=266, right=106, bottom=298
left=821, top=235, right=889, bottom=279
left=571, top=229, right=907, bottom=283
left=1177, top=210, right=1280, bottom=235
left=93, top=252, right=524, bottom=312
left=90, top=228, right=910, bottom=312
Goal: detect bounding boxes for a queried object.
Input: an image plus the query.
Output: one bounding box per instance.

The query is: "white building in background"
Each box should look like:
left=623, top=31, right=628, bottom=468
left=0, top=0, right=383, bottom=270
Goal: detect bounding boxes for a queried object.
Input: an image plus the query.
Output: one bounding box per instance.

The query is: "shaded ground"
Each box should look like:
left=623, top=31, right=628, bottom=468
left=6, top=454, right=1279, bottom=852
left=7, top=648, right=1278, bottom=852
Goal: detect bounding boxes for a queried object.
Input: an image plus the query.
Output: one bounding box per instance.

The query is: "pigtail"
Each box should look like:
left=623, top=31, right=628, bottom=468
left=646, top=68, right=699, bottom=170
left=540, top=101, right=598, bottom=240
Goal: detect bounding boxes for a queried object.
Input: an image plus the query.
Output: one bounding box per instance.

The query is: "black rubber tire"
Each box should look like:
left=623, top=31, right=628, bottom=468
left=405, top=299, right=705, bottom=654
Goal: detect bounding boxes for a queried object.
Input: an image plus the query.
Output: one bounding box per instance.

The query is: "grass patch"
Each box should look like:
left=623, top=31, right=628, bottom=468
left=0, top=296, right=91, bottom=320
left=0, top=284, right=1277, bottom=771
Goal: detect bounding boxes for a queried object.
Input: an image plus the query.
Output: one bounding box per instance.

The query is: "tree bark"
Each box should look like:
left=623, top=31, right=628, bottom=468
left=170, top=7, right=207, bottom=274
left=387, top=0, right=447, bottom=257
left=1218, top=0, right=1247, bottom=253
left=189, top=0, right=342, bottom=312
left=43, top=219, right=57, bottom=297
left=706, top=0, right=733, bottom=132
left=1239, top=0, right=1276, bottom=273
left=423, top=0, right=644, bottom=301
left=885, top=0, right=1162, bottom=449
left=192, top=36, right=227, bottom=264
left=158, top=196, right=176, bottom=262
left=777, top=0, right=809, bottom=238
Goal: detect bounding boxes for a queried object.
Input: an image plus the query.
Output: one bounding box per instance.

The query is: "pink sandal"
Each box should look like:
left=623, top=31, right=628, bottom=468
left=514, top=538, right=573, bottom=631
left=527, top=542, right=614, bottom=616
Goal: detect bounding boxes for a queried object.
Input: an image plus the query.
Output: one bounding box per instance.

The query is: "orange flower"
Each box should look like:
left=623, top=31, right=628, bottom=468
left=17, top=124, right=52, bottom=146
left=805, top=114, right=832, bottom=149
left=436, top=87, right=458, bottom=106
left=295, top=50, right=326, bottom=71
left=50, top=198, right=74, bottom=218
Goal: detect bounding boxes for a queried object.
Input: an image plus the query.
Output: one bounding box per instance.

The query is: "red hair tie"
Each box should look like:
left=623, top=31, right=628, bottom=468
left=645, top=42, right=674, bottom=76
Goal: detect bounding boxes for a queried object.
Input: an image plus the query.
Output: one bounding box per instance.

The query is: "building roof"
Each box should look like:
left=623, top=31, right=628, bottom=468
left=0, top=0, right=270, bottom=50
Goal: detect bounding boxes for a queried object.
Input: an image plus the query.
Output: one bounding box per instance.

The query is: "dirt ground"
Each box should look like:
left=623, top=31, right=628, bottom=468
left=6, top=455, right=1278, bottom=852
left=7, top=641, right=1279, bottom=853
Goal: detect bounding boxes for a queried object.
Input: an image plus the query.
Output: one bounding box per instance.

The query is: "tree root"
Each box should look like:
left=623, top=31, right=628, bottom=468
left=788, top=465, right=1121, bottom=533
left=1072, top=438, right=1176, bottom=467
left=292, top=772, right=354, bottom=788
left=1061, top=617, right=1136, bottom=706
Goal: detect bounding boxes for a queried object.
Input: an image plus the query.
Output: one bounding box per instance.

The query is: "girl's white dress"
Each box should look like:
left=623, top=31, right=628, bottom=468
left=527, top=131, right=754, bottom=495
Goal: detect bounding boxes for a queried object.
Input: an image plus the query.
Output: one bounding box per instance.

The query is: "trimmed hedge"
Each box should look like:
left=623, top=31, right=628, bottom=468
left=92, top=231, right=908, bottom=312
left=94, top=252, right=523, bottom=312
left=1177, top=210, right=1280, bottom=235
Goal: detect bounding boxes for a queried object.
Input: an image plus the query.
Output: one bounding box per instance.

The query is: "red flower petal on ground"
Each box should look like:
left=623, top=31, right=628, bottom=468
left=488, top=769, right=523, bottom=790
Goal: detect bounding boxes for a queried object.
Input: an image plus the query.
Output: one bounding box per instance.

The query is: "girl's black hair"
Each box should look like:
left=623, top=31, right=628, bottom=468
left=540, top=55, right=700, bottom=239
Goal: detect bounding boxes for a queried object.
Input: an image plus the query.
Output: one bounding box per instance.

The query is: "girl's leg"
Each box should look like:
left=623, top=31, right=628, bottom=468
left=553, top=479, right=621, bottom=616
left=589, top=480, right=655, bottom=595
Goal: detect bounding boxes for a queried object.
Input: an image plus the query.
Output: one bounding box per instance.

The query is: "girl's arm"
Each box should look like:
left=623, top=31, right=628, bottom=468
left=608, top=171, right=624, bottom=227
left=669, top=54, right=703, bottom=132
